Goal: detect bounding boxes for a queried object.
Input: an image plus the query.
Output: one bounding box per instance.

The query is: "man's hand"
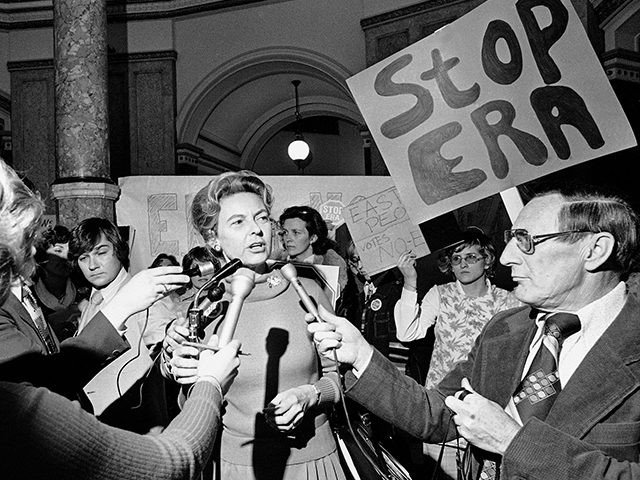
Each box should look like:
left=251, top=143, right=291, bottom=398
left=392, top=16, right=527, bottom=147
left=102, top=266, right=189, bottom=327
left=445, top=378, right=521, bottom=455
left=307, top=305, right=373, bottom=372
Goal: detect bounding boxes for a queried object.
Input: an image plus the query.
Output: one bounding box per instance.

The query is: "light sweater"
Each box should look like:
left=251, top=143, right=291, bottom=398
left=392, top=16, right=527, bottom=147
left=204, top=267, right=340, bottom=468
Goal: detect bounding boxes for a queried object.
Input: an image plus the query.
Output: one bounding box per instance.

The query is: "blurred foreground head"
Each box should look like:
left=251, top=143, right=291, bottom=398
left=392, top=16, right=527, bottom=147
left=0, top=159, right=44, bottom=303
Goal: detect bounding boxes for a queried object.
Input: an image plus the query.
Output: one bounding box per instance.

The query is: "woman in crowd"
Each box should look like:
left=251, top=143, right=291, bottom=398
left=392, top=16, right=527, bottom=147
left=279, top=205, right=348, bottom=294
left=31, top=224, right=82, bottom=340
left=394, top=227, right=521, bottom=479
left=165, top=171, right=345, bottom=480
left=0, top=158, right=241, bottom=480
left=150, top=253, right=181, bottom=269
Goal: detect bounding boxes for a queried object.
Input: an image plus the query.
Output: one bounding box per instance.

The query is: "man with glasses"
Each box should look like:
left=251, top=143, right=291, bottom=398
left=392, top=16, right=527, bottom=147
left=309, top=188, right=640, bottom=480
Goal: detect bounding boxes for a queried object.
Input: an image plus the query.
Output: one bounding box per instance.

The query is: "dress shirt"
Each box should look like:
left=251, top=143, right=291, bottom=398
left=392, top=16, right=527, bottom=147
left=77, top=267, right=173, bottom=347
left=77, top=267, right=129, bottom=334
left=506, top=281, right=627, bottom=424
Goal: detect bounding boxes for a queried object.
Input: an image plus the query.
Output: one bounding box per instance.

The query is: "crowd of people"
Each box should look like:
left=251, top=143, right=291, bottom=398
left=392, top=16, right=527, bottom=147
left=2, top=158, right=640, bottom=480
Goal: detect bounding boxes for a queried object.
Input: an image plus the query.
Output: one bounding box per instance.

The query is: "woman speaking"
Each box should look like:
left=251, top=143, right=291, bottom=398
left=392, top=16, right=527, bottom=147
left=165, top=171, right=345, bottom=480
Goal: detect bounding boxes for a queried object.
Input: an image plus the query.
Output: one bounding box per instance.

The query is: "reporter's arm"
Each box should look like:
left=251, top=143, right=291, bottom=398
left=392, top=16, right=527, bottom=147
left=0, top=379, right=223, bottom=480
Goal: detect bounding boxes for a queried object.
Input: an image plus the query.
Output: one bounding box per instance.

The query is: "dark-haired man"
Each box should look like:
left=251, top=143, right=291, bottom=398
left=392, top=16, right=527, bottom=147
left=70, top=217, right=177, bottom=432
left=71, top=217, right=173, bottom=348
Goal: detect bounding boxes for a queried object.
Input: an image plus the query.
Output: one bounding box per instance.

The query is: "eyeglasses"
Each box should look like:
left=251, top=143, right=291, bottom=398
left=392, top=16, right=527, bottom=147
left=450, top=253, right=484, bottom=266
left=504, top=229, right=591, bottom=255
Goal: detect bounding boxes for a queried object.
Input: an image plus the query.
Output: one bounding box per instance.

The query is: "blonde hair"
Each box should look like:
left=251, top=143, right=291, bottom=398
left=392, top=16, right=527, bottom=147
left=0, top=159, right=43, bottom=302
left=190, top=170, right=274, bottom=243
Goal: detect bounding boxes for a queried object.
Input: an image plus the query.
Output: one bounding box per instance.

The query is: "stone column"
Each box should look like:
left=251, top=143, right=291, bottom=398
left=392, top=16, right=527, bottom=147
left=50, top=0, right=119, bottom=227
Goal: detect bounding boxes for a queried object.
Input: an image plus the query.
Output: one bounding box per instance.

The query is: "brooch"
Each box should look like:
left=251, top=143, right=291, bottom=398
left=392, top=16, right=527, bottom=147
left=266, top=274, right=282, bottom=288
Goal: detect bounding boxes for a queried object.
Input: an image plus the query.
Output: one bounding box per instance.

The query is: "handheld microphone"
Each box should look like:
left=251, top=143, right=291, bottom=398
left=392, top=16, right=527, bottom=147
left=280, top=263, right=321, bottom=322
left=188, top=283, right=226, bottom=342
left=218, top=268, right=255, bottom=347
left=190, top=258, right=243, bottom=342
left=194, top=282, right=225, bottom=316
left=182, top=260, right=217, bottom=278
left=194, top=258, right=243, bottom=307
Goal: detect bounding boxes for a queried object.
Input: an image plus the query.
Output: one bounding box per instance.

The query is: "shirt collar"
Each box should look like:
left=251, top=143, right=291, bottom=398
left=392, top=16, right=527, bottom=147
left=90, top=267, right=130, bottom=304
left=454, top=277, right=492, bottom=297
left=10, top=281, right=24, bottom=302
left=535, top=281, right=627, bottom=339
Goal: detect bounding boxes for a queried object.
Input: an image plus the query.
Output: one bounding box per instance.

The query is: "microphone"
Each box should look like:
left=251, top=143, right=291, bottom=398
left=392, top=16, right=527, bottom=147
left=182, top=260, right=217, bottom=278
left=187, top=283, right=225, bottom=342
left=217, top=268, right=255, bottom=347
left=280, top=263, right=321, bottom=322
left=195, top=258, right=243, bottom=305
left=189, top=258, right=243, bottom=342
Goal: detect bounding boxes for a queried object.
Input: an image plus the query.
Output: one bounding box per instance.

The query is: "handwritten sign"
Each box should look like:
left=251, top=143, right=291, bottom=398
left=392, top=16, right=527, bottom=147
left=344, top=187, right=429, bottom=276
left=346, top=0, right=636, bottom=225
left=117, top=176, right=403, bottom=274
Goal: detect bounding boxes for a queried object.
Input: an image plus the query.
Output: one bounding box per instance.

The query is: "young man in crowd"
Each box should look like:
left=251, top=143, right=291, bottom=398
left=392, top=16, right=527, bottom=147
left=70, top=218, right=178, bottom=432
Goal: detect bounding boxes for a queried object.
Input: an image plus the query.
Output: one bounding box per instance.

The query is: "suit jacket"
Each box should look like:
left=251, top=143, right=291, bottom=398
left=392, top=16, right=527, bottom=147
left=0, top=292, right=129, bottom=400
left=346, top=296, right=640, bottom=479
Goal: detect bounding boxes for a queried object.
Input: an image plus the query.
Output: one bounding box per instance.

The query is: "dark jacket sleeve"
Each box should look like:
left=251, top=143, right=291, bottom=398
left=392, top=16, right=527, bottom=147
left=0, top=311, right=129, bottom=397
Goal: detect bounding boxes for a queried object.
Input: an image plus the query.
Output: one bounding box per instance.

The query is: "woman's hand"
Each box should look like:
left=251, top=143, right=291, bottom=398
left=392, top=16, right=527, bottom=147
left=264, top=385, right=318, bottom=432
left=162, top=318, right=189, bottom=359
left=197, top=336, right=241, bottom=396
left=170, top=342, right=201, bottom=385
left=396, top=251, right=418, bottom=291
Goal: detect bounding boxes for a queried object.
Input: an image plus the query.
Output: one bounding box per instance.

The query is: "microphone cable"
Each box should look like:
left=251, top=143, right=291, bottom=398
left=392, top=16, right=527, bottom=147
left=115, top=307, right=150, bottom=401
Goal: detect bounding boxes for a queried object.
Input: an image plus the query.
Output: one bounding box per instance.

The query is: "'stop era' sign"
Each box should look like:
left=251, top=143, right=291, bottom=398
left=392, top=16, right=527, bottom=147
left=347, top=0, right=636, bottom=225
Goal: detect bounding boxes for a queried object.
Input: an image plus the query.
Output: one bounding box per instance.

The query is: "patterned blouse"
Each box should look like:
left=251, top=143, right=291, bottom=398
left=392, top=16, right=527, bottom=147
left=394, top=279, right=522, bottom=388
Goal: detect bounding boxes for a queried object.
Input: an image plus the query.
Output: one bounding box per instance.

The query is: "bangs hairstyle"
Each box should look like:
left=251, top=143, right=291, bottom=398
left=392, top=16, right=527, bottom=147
left=69, top=217, right=130, bottom=270
left=191, top=170, right=274, bottom=243
left=437, top=227, right=497, bottom=277
left=0, top=159, right=44, bottom=302
left=279, top=205, right=335, bottom=255
left=549, top=190, right=640, bottom=279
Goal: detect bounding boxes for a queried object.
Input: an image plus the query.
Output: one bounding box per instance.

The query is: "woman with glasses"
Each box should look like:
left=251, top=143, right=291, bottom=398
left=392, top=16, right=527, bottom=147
left=393, top=227, right=521, bottom=480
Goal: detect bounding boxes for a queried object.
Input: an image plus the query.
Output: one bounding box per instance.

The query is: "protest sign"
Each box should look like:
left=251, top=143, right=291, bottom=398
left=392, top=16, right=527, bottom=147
left=117, top=175, right=426, bottom=275
left=343, top=186, right=429, bottom=276
left=346, top=0, right=636, bottom=225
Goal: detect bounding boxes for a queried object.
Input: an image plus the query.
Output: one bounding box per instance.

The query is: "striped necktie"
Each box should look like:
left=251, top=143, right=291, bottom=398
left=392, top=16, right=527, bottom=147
left=22, top=284, right=59, bottom=354
left=513, top=312, right=581, bottom=422
left=480, top=313, right=581, bottom=480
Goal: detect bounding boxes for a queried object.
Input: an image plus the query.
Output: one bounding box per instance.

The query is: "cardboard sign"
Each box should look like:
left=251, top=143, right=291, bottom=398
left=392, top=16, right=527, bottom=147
left=343, top=186, right=429, bottom=276
left=346, top=0, right=636, bottom=225
left=117, top=175, right=424, bottom=275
